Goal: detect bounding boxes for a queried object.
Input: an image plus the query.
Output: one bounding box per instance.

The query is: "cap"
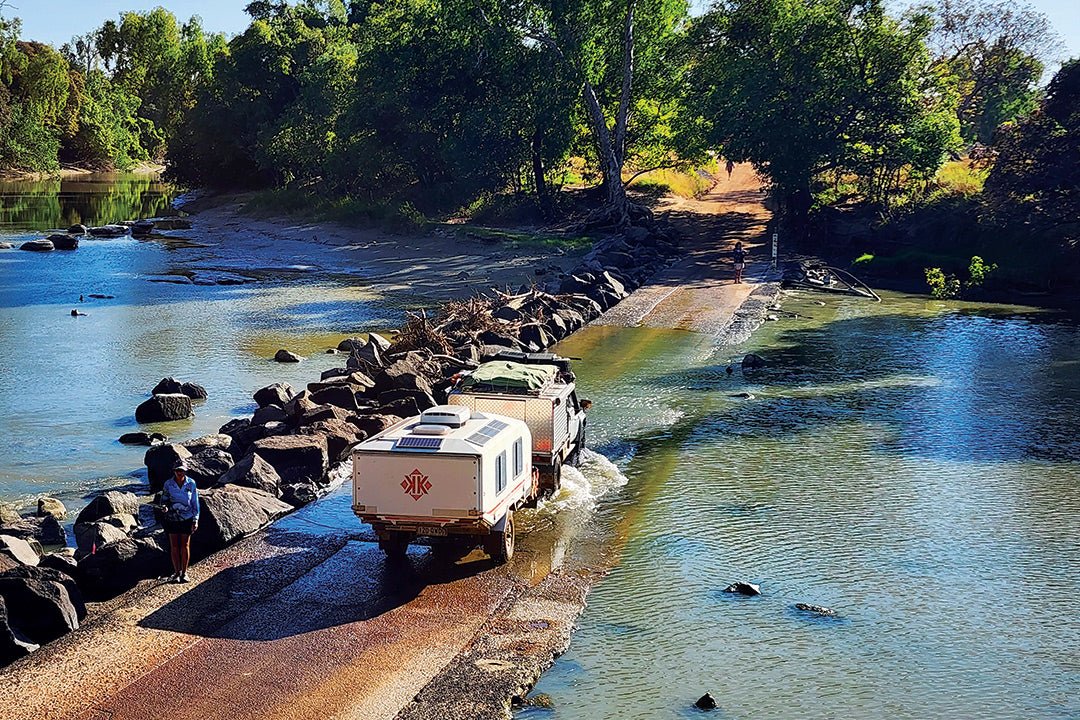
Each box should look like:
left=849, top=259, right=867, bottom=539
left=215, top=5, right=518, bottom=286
left=173, top=459, right=189, bottom=471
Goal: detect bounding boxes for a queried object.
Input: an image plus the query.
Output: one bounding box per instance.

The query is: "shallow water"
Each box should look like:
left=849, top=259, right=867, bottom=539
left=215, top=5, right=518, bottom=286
left=0, top=174, right=402, bottom=508
left=522, top=292, right=1080, bottom=719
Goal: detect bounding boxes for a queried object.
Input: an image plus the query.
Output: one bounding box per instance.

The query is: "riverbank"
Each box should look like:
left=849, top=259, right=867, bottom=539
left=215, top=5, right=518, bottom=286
left=0, top=162, right=166, bottom=182
left=1, top=166, right=778, bottom=719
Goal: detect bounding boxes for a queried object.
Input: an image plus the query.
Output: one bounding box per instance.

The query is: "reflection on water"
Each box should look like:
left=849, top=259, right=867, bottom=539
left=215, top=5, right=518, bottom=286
left=523, top=293, right=1080, bottom=720
left=0, top=173, right=175, bottom=231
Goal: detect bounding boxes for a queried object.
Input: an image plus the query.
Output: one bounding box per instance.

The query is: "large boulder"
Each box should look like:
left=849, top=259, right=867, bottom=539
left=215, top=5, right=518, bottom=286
left=38, top=551, right=78, bottom=580
left=180, top=382, right=208, bottom=400
left=274, top=349, right=303, bottom=363
left=19, top=239, right=54, bottom=252
left=75, top=491, right=140, bottom=525
left=49, top=234, right=79, bottom=250
left=372, top=355, right=437, bottom=397
left=283, top=391, right=318, bottom=421
left=135, top=393, right=193, bottom=423
left=181, top=433, right=233, bottom=456
left=0, top=536, right=39, bottom=567
left=308, top=385, right=359, bottom=411
left=345, top=333, right=393, bottom=372
left=377, top=388, right=436, bottom=412
left=88, top=224, right=128, bottom=237
left=348, top=414, right=401, bottom=439
left=67, top=224, right=88, bottom=234
left=252, top=405, right=289, bottom=426
left=519, top=323, right=555, bottom=351
left=0, top=572, right=80, bottom=644
left=0, top=596, right=39, bottom=665
left=1, top=566, right=85, bottom=622
left=218, top=453, right=282, bottom=496
left=0, top=516, right=66, bottom=546
left=253, top=382, right=295, bottom=409
left=0, top=506, right=18, bottom=525
left=191, top=486, right=292, bottom=558
left=297, top=404, right=351, bottom=427
left=78, top=537, right=169, bottom=598
left=144, top=443, right=192, bottom=491
left=74, top=521, right=130, bottom=557
left=36, top=498, right=66, bottom=521
left=300, top=419, right=362, bottom=463
left=252, top=434, right=329, bottom=485
left=185, top=448, right=235, bottom=488
left=151, top=377, right=183, bottom=395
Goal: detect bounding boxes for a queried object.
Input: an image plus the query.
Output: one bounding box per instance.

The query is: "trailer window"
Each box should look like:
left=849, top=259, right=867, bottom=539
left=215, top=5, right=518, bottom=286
left=496, top=451, right=507, bottom=493
left=513, top=439, right=524, bottom=477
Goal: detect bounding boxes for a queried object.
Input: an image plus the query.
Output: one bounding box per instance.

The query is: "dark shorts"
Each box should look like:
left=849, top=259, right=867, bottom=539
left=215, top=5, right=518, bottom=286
left=163, top=517, right=195, bottom=535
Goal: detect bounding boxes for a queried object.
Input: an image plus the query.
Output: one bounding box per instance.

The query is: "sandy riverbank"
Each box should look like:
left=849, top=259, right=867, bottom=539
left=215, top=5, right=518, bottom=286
left=1, top=168, right=777, bottom=720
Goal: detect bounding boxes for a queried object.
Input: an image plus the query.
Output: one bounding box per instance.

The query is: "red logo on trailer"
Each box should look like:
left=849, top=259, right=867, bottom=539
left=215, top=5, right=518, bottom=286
left=401, top=468, right=431, bottom=500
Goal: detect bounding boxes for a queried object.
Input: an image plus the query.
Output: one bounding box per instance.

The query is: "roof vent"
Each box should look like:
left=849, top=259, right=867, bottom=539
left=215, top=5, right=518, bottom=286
left=419, top=405, right=471, bottom=427
left=412, top=424, right=450, bottom=436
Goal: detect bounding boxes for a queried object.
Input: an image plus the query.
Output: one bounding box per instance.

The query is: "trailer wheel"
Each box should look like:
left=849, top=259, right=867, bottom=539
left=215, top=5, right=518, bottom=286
left=379, top=533, right=410, bottom=561
left=486, top=511, right=515, bottom=564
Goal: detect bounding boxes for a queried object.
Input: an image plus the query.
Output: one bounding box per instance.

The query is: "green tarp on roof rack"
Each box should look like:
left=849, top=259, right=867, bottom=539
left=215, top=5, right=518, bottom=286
left=461, top=361, right=558, bottom=392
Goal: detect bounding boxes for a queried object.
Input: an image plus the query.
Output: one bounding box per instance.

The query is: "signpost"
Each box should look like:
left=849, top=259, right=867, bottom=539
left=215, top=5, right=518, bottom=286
left=771, top=232, right=778, bottom=269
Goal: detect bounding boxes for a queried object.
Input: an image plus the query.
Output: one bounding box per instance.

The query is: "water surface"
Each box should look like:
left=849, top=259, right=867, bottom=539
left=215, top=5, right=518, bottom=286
left=522, top=292, right=1080, bottom=719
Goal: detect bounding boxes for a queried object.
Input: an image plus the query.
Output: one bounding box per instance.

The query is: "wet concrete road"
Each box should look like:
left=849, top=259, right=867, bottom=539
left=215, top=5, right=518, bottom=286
left=1, top=485, right=570, bottom=720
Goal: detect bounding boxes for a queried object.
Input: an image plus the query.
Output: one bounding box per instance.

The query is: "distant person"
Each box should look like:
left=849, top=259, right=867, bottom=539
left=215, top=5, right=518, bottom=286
left=732, top=241, right=747, bottom=284
left=162, top=459, right=200, bottom=583
left=726, top=159, right=734, bottom=179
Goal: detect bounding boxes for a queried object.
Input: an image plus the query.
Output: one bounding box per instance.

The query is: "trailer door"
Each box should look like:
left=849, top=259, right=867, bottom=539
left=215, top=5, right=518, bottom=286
left=354, top=452, right=479, bottom=521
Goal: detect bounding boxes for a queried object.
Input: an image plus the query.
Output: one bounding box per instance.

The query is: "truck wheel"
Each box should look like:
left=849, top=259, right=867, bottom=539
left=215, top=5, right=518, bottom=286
left=487, top=511, right=515, bottom=564
left=379, top=533, right=410, bottom=561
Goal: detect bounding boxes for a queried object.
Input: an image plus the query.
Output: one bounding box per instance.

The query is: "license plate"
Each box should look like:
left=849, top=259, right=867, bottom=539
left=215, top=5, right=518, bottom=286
left=419, top=525, right=448, bottom=536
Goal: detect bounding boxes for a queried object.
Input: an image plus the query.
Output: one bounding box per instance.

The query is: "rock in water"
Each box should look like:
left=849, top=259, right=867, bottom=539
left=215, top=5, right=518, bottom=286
left=144, top=443, right=193, bottom=491
left=151, top=377, right=183, bottom=395
left=722, top=581, right=762, bottom=596
left=274, top=349, right=303, bottom=363
left=742, top=353, right=766, bottom=369
left=794, top=603, right=837, bottom=617
left=20, top=239, right=54, bottom=252
left=36, top=498, right=66, bottom=521
left=180, top=382, right=208, bottom=400
left=695, top=693, right=718, bottom=710
left=67, top=224, right=88, bottom=234
left=49, top=234, right=79, bottom=250
left=254, top=382, right=295, bottom=408
left=135, top=393, right=194, bottom=423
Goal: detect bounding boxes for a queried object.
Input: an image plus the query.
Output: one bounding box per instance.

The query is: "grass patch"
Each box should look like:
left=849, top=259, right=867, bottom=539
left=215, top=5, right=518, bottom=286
left=854, top=252, right=875, bottom=264
left=934, top=160, right=990, bottom=197
left=242, top=188, right=428, bottom=231
left=625, top=163, right=719, bottom=199
left=449, top=224, right=594, bottom=250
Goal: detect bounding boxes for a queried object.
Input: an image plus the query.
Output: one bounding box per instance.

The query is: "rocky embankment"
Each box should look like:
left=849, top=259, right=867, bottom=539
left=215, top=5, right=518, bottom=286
left=0, top=220, right=681, bottom=668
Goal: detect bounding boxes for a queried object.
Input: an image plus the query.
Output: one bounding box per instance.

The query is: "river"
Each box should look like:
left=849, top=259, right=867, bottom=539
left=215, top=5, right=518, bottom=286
left=522, top=292, right=1080, bottom=719
left=3, top=176, right=1079, bottom=717
left=0, top=173, right=401, bottom=509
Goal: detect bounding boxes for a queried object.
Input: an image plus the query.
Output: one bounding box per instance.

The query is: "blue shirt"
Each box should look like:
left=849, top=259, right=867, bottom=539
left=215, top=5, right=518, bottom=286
left=162, top=475, right=200, bottom=522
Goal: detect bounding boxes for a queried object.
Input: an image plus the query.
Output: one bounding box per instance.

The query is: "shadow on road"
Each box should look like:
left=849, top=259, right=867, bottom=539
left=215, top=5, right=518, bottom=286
left=138, top=535, right=498, bottom=641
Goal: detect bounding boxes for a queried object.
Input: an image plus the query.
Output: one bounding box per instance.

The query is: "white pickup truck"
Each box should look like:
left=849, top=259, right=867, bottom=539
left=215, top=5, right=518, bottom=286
left=352, top=355, right=588, bottom=563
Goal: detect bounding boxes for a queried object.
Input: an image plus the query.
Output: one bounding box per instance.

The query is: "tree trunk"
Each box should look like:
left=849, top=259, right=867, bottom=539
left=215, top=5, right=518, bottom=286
left=531, top=125, right=553, bottom=218
left=581, top=79, right=630, bottom=226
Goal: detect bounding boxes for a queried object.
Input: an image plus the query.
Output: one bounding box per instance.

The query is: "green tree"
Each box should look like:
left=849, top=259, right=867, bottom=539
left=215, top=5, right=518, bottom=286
left=684, top=0, right=961, bottom=234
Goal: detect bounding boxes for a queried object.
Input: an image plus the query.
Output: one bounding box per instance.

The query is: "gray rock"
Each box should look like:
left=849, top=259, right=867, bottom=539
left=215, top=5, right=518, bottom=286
left=75, top=491, right=140, bottom=524
left=77, top=537, right=169, bottom=598
left=0, top=573, right=80, bottom=644
left=309, top=385, right=360, bottom=411
left=273, top=349, right=303, bottom=363
left=0, top=596, right=39, bottom=664
left=348, top=414, right=400, bottom=439
left=280, top=483, right=319, bottom=507
left=151, top=377, right=183, bottom=395
left=88, top=224, right=128, bottom=237
left=377, top=388, right=436, bottom=413
left=190, top=485, right=292, bottom=558
left=38, top=551, right=78, bottom=579
left=742, top=353, right=766, bottom=369
left=283, top=390, right=318, bottom=420
left=297, top=404, right=352, bottom=428
left=253, top=382, right=295, bottom=409
left=252, top=404, right=289, bottom=426
left=180, top=382, right=208, bottom=400
left=118, top=431, right=166, bottom=446
left=0, top=535, right=39, bottom=567
left=252, top=434, right=329, bottom=485
left=144, top=443, right=192, bottom=491
left=36, top=498, right=66, bottom=521
left=0, top=506, right=19, bottom=525
left=181, top=433, right=232, bottom=456
left=695, top=693, right=717, bottom=710
left=0, top=516, right=66, bottom=546
left=0, top=242, right=13, bottom=250
left=19, top=239, right=54, bottom=252
left=300, top=419, right=362, bottom=463
left=74, top=521, right=129, bottom=557
left=794, top=603, right=837, bottom=617
left=67, top=224, right=88, bottom=234
left=135, top=393, right=193, bottom=423
left=185, top=448, right=235, bottom=488
left=218, top=453, right=282, bottom=496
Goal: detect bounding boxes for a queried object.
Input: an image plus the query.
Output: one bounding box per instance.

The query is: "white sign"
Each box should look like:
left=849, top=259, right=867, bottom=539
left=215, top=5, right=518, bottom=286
left=771, top=233, right=778, bottom=259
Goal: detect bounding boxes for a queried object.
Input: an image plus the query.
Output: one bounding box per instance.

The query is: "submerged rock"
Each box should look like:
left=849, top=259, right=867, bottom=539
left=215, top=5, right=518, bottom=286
left=49, top=234, right=79, bottom=250
left=135, top=393, right=193, bottom=423
left=695, top=693, right=718, bottom=710
left=794, top=603, right=837, bottom=617
left=742, top=353, right=766, bottom=369
left=722, top=581, right=761, bottom=596
left=274, top=349, right=303, bottom=363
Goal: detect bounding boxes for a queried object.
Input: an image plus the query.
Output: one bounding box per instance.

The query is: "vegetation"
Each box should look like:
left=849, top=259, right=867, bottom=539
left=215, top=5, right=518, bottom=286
left=0, top=0, right=1074, bottom=275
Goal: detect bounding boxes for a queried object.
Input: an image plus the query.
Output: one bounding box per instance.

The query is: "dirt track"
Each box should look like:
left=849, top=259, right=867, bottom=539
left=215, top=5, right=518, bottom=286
left=599, top=163, right=774, bottom=333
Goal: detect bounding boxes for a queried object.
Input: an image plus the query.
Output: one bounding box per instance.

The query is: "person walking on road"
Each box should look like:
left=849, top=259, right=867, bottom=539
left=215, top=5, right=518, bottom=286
left=732, top=241, right=747, bottom=284
left=162, top=459, right=200, bottom=583
left=726, top=159, right=734, bottom=179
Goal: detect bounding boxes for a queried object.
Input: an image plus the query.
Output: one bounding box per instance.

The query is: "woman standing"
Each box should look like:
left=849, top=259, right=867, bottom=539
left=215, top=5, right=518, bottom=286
left=162, top=459, right=200, bottom=583
left=732, top=241, right=747, bottom=284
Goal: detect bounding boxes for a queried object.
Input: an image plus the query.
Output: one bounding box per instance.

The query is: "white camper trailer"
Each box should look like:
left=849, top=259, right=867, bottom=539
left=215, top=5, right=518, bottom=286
left=447, top=353, right=588, bottom=496
left=352, top=405, right=536, bottom=563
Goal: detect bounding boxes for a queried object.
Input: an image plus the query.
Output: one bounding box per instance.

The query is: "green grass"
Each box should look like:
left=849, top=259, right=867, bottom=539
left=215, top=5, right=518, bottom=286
left=625, top=163, right=719, bottom=199
left=449, top=224, right=594, bottom=250
left=934, top=161, right=990, bottom=197
left=242, top=188, right=428, bottom=231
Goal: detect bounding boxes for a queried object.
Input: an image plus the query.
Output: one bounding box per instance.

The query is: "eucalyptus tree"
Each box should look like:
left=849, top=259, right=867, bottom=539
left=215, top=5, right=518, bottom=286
left=480, top=0, right=692, bottom=227
left=684, top=0, right=960, bottom=233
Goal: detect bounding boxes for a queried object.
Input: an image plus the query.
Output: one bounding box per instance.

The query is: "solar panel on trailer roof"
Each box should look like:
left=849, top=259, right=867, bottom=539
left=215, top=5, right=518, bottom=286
left=396, top=436, right=443, bottom=450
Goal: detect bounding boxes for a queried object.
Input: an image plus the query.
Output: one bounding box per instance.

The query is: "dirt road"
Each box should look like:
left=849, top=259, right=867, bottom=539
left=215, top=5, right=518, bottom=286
left=599, top=163, right=774, bottom=333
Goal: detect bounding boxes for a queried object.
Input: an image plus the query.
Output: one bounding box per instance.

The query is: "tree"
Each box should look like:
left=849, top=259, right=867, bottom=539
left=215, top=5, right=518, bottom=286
left=484, top=0, right=691, bottom=227
left=684, top=0, right=961, bottom=234
left=928, top=0, right=1060, bottom=144
left=983, top=59, right=1080, bottom=247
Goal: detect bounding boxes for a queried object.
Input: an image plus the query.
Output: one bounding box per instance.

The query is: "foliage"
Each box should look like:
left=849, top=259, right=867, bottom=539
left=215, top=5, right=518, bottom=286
left=924, top=266, right=962, bottom=298
left=967, top=254, right=997, bottom=287
left=927, top=0, right=1059, bottom=144
left=684, top=0, right=962, bottom=230
left=983, top=59, right=1080, bottom=249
